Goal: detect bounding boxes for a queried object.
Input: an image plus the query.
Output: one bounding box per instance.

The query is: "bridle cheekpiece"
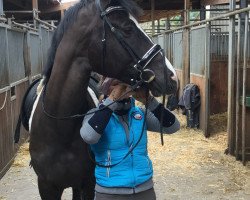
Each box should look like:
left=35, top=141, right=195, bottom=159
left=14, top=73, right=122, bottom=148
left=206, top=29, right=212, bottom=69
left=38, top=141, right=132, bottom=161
left=97, top=0, right=163, bottom=86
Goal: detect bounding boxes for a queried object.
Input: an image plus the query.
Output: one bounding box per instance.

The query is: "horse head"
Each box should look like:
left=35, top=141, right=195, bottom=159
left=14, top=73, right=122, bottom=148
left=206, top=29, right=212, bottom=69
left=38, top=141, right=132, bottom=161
left=89, top=0, right=178, bottom=97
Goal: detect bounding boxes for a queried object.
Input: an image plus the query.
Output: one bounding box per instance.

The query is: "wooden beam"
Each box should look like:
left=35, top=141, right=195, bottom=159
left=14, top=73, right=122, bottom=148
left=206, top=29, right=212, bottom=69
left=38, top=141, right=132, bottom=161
left=61, top=9, right=65, bottom=18
left=4, top=0, right=30, bottom=10
left=139, top=1, right=186, bottom=10
left=201, top=0, right=240, bottom=6
left=40, top=1, right=78, bottom=13
left=139, top=10, right=181, bottom=22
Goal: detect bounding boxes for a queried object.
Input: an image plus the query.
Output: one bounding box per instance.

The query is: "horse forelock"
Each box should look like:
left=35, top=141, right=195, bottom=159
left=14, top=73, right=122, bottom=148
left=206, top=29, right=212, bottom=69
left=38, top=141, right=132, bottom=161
left=112, top=0, right=143, bottom=19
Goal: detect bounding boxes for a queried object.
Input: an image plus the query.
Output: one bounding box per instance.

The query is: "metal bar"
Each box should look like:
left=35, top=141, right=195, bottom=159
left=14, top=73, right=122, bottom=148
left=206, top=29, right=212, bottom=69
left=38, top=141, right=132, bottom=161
left=191, top=9, right=229, bottom=11
left=227, top=0, right=236, bottom=155
left=151, top=0, right=155, bottom=35
left=5, top=26, right=10, bottom=93
left=0, top=17, right=6, bottom=22
left=34, top=17, right=57, bottom=29
left=235, top=16, right=241, bottom=160
left=0, top=86, right=10, bottom=94
left=0, top=0, right=3, bottom=16
left=242, top=12, right=249, bottom=166
left=205, top=24, right=211, bottom=137
left=182, top=0, right=190, bottom=89
left=169, top=18, right=237, bottom=22
left=153, top=7, right=250, bottom=36
left=9, top=77, right=29, bottom=87
left=240, top=0, right=247, bottom=19
left=32, top=74, right=42, bottom=81
left=4, top=10, right=40, bottom=14
left=12, top=21, right=37, bottom=31
left=24, top=32, right=31, bottom=78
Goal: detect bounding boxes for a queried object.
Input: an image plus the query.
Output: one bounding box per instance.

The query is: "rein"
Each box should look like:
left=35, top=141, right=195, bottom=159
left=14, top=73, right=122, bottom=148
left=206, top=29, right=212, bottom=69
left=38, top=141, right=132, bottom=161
left=41, top=80, right=143, bottom=120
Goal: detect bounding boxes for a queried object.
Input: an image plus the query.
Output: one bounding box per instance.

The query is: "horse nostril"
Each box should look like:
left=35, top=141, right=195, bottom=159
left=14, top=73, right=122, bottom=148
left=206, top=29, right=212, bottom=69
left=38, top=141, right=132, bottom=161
left=171, top=74, right=178, bottom=82
left=169, top=71, right=174, bottom=77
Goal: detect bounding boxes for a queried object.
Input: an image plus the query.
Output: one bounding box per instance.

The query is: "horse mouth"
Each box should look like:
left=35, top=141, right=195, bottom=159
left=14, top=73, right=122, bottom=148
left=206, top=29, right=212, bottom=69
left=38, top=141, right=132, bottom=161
left=150, top=79, right=178, bottom=97
left=150, top=81, right=163, bottom=97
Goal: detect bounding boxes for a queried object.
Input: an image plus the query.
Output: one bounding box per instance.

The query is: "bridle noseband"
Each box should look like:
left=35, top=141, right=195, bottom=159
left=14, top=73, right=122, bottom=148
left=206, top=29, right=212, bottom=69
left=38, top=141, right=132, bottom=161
left=97, top=0, right=163, bottom=86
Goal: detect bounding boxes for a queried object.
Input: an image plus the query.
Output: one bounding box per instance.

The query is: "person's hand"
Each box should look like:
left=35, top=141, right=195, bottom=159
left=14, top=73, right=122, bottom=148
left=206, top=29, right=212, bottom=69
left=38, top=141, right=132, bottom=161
left=132, top=88, right=151, bottom=105
left=108, top=83, right=134, bottom=101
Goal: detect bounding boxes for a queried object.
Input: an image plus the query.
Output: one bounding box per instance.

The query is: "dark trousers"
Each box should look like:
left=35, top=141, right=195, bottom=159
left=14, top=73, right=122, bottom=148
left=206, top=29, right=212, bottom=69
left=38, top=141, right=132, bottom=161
left=94, top=188, right=156, bottom=200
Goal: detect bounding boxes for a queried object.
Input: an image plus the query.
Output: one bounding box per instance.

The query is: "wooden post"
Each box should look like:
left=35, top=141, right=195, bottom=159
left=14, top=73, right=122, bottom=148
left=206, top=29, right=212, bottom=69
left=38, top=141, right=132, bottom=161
left=240, top=0, right=247, bottom=52
left=61, top=9, right=65, bottom=19
left=227, top=0, right=236, bottom=155
left=157, top=19, right=160, bottom=33
left=0, top=0, right=3, bottom=16
left=182, top=0, right=190, bottom=89
left=32, top=0, right=38, bottom=28
left=32, top=0, right=38, bottom=10
left=165, top=18, right=170, bottom=30
left=242, top=12, right=248, bottom=166
left=151, top=0, right=155, bottom=35
left=200, top=6, right=206, bottom=20
left=235, top=16, right=241, bottom=160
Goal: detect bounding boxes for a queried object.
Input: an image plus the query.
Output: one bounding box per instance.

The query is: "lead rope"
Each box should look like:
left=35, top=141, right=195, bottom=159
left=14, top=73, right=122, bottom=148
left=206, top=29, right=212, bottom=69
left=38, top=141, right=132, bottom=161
left=160, top=50, right=167, bottom=146
left=160, top=95, right=165, bottom=146
left=0, top=91, right=7, bottom=111
left=101, top=20, right=106, bottom=74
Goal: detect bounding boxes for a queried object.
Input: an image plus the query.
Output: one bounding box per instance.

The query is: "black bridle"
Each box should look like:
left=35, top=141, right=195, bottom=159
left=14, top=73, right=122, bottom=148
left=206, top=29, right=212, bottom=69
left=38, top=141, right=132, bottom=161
left=42, top=1, right=165, bottom=120
left=97, top=0, right=162, bottom=85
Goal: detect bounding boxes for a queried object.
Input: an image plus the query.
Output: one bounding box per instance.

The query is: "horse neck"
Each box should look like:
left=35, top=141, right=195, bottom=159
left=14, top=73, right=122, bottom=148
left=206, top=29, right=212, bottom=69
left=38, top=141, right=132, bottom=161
left=44, top=57, right=92, bottom=117
left=44, top=4, right=98, bottom=116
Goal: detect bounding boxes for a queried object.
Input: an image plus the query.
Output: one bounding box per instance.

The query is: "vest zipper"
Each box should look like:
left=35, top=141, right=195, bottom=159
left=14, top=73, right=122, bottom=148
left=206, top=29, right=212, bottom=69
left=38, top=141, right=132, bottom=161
left=129, top=115, right=136, bottom=189
left=121, top=115, right=130, bottom=145
left=106, top=150, right=111, bottom=178
left=131, top=147, right=136, bottom=190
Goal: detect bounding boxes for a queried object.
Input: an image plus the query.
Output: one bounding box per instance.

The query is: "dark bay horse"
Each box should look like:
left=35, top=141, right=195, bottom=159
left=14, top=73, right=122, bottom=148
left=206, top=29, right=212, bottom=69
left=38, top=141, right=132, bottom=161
left=27, top=0, right=178, bottom=199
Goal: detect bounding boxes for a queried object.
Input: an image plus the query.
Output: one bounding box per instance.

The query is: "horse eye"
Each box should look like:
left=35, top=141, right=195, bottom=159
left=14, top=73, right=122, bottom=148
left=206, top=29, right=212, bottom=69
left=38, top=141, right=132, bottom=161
left=121, top=24, right=134, bottom=36
left=123, top=27, right=134, bottom=35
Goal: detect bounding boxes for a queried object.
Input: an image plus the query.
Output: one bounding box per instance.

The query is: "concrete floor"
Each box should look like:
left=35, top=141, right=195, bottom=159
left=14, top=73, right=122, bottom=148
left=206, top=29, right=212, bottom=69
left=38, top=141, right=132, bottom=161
left=1, top=115, right=250, bottom=200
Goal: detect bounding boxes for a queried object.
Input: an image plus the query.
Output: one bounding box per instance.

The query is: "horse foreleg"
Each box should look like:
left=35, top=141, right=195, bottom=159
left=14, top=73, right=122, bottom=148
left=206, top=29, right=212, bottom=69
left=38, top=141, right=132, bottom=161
left=72, top=188, right=82, bottom=200
left=38, top=177, right=64, bottom=200
left=81, top=175, right=95, bottom=200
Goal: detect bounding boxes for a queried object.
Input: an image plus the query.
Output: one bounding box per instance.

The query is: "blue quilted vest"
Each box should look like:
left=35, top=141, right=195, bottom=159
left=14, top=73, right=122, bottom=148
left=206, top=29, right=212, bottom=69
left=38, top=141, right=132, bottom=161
left=91, top=101, right=153, bottom=188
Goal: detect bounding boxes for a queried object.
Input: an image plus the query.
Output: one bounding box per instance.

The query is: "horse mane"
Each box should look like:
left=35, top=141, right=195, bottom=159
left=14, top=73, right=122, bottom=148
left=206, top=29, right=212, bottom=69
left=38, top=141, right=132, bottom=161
left=42, top=0, right=142, bottom=83
left=42, top=0, right=89, bottom=82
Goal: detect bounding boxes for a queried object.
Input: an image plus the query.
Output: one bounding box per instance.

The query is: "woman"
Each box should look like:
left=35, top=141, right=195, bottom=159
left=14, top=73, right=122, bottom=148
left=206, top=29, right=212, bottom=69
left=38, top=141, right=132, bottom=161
left=80, top=78, right=180, bottom=200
